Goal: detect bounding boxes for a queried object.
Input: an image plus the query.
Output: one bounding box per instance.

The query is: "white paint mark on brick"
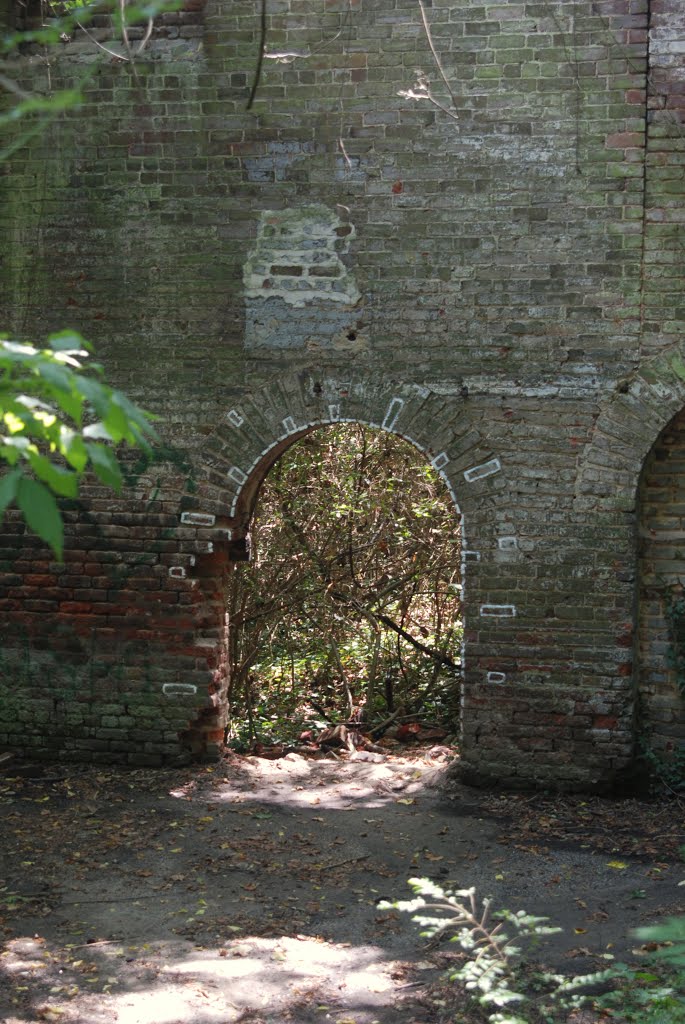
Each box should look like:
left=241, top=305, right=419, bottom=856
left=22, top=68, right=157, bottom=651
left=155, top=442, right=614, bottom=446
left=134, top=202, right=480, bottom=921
left=397, top=431, right=418, bottom=450
left=463, top=550, right=481, bottom=561
left=443, top=483, right=460, bottom=515
left=487, top=672, right=506, bottom=684
left=227, top=409, right=244, bottom=428
left=382, top=397, right=404, bottom=431
left=464, top=458, right=501, bottom=483
left=498, top=536, right=518, bottom=550
left=226, top=417, right=466, bottom=525
left=162, top=683, right=197, bottom=696
left=480, top=604, right=516, bottom=617
left=189, top=555, right=196, bottom=566
left=168, top=566, right=187, bottom=578
left=180, top=512, right=216, bottom=526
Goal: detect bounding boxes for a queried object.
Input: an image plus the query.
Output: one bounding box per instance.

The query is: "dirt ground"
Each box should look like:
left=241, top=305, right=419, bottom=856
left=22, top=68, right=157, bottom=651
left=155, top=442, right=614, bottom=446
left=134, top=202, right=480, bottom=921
left=0, top=748, right=683, bottom=1024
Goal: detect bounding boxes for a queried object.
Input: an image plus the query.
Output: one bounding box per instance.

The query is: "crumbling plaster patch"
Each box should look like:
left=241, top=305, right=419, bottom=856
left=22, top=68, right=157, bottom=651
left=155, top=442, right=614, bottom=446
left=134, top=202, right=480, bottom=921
left=243, top=205, right=363, bottom=350
left=244, top=204, right=361, bottom=308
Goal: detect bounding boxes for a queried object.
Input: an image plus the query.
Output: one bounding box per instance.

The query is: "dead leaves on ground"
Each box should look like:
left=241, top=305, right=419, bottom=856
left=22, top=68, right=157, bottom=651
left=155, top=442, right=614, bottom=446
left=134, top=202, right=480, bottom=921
left=484, top=792, right=684, bottom=862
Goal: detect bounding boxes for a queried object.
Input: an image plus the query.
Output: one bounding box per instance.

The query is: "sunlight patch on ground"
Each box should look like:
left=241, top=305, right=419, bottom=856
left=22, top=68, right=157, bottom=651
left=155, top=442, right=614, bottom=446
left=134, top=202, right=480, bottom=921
left=170, top=752, right=451, bottom=811
left=2, top=934, right=404, bottom=1024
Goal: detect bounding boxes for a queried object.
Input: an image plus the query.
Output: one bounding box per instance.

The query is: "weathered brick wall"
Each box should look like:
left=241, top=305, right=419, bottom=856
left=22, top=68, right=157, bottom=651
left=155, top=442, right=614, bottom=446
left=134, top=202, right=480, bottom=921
left=0, top=460, right=234, bottom=763
left=643, top=0, right=685, bottom=355
left=0, top=0, right=683, bottom=787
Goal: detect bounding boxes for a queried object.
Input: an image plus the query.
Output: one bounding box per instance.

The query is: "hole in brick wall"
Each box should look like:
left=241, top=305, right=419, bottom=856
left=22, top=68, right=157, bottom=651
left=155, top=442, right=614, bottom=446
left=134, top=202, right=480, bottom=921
left=225, top=423, right=463, bottom=755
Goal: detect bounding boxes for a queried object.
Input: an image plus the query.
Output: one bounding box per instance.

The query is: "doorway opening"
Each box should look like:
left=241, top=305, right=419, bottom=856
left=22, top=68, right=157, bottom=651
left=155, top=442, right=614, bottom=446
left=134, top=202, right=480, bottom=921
left=225, top=423, right=463, bottom=752
left=637, top=408, right=685, bottom=786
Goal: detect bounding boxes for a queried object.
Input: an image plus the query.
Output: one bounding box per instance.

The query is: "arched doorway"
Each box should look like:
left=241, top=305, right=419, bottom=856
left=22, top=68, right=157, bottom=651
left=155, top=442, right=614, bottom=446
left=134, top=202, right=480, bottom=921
left=183, top=371, right=513, bottom=778
left=224, top=422, right=464, bottom=748
left=637, top=408, right=685, bottom=769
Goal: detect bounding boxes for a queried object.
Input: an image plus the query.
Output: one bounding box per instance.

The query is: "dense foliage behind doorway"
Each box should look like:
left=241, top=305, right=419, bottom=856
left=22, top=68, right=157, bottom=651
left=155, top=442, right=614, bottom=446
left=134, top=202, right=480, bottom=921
left=226, top=424, right=463, bottom=747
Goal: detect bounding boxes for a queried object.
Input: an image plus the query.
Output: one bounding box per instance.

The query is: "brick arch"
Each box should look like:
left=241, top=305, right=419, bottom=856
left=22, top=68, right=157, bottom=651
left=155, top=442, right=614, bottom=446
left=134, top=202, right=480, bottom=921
left=180, top=370, right=515, bottom=760
left=575, top=352, right=685, bottom=514
left=572, top=352, right=685, bottom=777
left=191, top=371, right=505, bottom=538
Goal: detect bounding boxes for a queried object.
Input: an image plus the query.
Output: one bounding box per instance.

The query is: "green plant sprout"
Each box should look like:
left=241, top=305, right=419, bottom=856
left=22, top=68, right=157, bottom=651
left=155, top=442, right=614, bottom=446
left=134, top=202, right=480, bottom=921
left=382, top=878, right=684, bottom=1024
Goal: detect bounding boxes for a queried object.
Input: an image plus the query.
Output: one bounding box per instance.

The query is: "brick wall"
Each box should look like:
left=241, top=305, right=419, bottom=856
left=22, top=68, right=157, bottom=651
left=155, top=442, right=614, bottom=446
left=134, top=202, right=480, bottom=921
left=642, top=0, right=685, bottom=354
left=0, top=0, right=683, bottom=787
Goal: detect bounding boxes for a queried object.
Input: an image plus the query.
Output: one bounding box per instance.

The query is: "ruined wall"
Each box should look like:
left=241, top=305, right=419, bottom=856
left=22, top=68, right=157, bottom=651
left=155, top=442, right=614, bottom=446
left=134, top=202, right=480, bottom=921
left=0, top=0, right=683, bottom=787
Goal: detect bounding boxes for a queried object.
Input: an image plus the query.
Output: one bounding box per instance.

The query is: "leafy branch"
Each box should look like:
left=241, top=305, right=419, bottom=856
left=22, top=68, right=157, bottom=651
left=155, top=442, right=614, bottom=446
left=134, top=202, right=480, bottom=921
left=381, top=877, right=611, bottom=1024
left=0, top=331, right=157, bottom=559
left=1, top=0, right=181, bottom=158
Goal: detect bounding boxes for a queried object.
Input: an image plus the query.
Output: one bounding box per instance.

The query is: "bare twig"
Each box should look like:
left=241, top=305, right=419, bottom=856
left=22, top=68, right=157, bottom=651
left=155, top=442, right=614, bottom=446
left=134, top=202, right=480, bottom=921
left=135, top=18, right=154, bottom=56
left=75, top=19, right=128, bottom=61
left=367, top=606, right=461, bottom=671
left=119, top=0, right=135, bottom=64
left=325, top=853, right=369, bottom=870
left=338, top=136, right=353, bottom=169
left=418, top=0, right=458, bottom=109
left=67, top=939, right=119, bottom=949
left=246, top=0, right=267, bottom=110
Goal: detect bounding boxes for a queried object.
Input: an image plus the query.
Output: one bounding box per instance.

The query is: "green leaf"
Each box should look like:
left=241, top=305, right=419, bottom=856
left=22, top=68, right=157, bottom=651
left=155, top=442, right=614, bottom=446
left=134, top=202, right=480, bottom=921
left=74, top=375, right=112, bottom=418
left=85, top=442, right=123, bottom=491
left=60, top=429, right=88, bottom=472
left=47, top=330, right=91, bottom=354
left=82, top=422, right=114, bottom=441
left=1, top=435, right=31, bottom=458
left=1, top=333, right=157, bottom=548
left=0, top=467, right=22, bottom=516
left=0, top=341, right=39, bottom=365
left=53, top=383, right=86, bottom=424
left=102, top=400, right=132, bottom=444
left=635, top=917, right=685, bottom=966
left=35, top=358, right=75, bottom=390
left=16, top=476, right=64, bottom=560
left=26, top=452, right=79, bottom=498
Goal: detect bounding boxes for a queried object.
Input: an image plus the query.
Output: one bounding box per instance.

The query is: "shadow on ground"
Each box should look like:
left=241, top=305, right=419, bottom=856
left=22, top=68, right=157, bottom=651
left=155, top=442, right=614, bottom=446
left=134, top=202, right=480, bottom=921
left=0, top=750, right=682, bottom=1023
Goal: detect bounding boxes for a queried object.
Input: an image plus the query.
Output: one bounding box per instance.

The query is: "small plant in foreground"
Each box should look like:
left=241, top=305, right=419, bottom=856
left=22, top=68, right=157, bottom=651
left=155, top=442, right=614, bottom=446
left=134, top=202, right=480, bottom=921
left=380, top=877, right=610, bottom=1024
left=382, top=880, right=685, bottom=1024
left=593, top=915, right=685, bottom=1023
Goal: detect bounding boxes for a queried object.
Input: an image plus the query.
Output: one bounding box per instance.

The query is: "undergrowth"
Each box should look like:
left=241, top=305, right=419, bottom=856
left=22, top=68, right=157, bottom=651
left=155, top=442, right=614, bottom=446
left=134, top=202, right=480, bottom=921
left=382, top=878, right=685, bottom=1024
left=638, top=736, right=685, bottom=796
